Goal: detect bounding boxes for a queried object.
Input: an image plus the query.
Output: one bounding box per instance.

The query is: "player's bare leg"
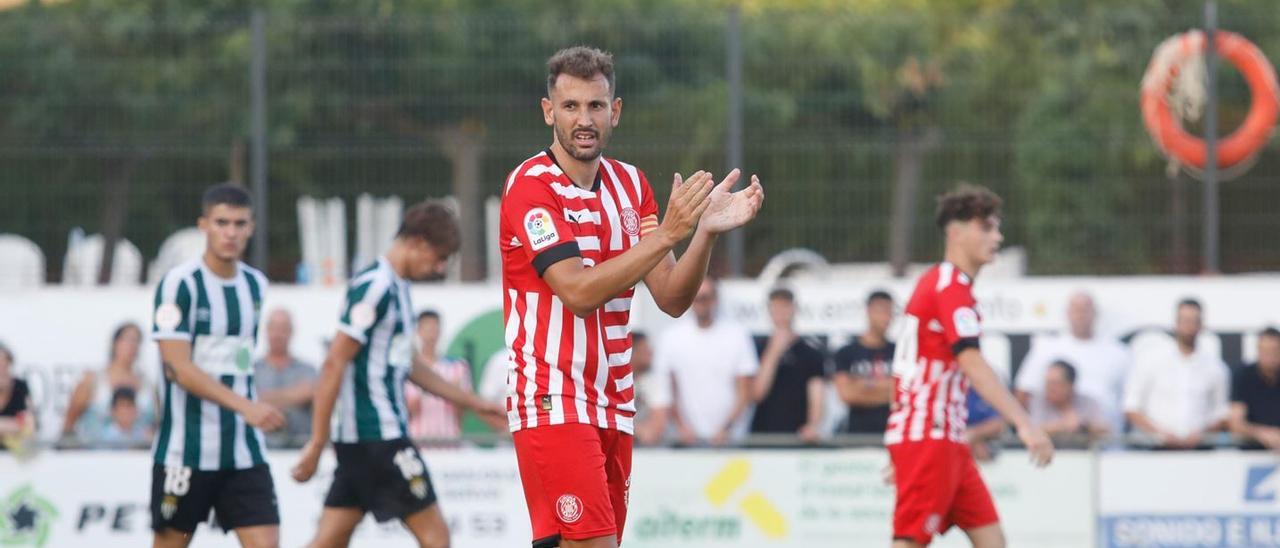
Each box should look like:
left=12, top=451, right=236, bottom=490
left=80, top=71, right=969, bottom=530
left=891, top=540, right=924, bottom=548
left=962, top=523, right=1006, bottom=548
left=152, top=529, right=194, bottom=548
left=401, top=503, right=451, bottom=548
left=306, top=507, right=364, bottom=548
left=560, top=535, right=618, bottom=548
left=233, top=524, right=280, bottom=548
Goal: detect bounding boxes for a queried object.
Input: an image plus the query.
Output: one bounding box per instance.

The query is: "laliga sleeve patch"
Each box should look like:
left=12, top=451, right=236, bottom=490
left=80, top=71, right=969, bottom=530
left=349, top=302, right=377, bottom=330
left=953, top=307, right=982, bottom=338
left=154, top=303, right=183, bottom=331
left=524, top=208, right=561, bottom=251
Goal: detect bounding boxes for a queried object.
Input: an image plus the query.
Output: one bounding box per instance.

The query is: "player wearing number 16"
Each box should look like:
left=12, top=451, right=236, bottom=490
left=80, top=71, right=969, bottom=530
left=291, top=201, right=507, bottom=548
left=885, top=186, right=1054, bottom=548
left=150, top=184, right=285, bottom=548
left=500, top=46, right=764, bottom=548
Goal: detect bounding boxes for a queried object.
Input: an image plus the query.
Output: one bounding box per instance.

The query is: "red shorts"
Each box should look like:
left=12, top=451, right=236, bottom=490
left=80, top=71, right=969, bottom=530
left=887, top=440, right=999, bottom=545
left=513, top=423, right=633, bottom=546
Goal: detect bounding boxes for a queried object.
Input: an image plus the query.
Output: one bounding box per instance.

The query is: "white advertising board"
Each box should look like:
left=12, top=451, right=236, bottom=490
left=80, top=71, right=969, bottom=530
left=3, top=277, right=1277, bottom=442
left=625, top=449, right=1094, bottom=548
left=0, top=448, right=1092, bottom=548
left=1098, top=452, right=1280, bottom=548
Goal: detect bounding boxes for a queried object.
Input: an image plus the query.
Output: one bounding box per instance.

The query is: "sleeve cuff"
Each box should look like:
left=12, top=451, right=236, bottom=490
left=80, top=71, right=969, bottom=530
left=951, top=337, right=981, bottom=355
left=532, top=241, right=582, bottom=277
left=336, top=323, right=369, bottom=345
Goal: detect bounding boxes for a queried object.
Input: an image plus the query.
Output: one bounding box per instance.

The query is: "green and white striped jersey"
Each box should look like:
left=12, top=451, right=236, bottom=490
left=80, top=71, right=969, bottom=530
left=151, top=259, right=269, bottom=471
left=333, top=257, right=415, bottom=443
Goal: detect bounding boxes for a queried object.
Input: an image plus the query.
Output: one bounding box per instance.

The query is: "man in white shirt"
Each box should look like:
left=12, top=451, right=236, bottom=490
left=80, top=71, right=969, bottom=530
left=1015, top=292, right=1130, bottom=434
left=646, top=279, right=758, bottom=446
left=1124, top=298, right=1230, bottom=449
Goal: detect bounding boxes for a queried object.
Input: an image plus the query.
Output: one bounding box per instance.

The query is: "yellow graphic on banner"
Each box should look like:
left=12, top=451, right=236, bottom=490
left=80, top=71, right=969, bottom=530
left=703, top=458, right=789, bottom=539
left=704, top=459, right=750, bottom=506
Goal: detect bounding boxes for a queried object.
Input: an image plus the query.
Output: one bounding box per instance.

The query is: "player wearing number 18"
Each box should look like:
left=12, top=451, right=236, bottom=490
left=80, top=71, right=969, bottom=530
left=291, top=201, right=507, bottom=548
left=150, top=184, right=286, bottom=548
left=885, top=185, right=1054, bottom=548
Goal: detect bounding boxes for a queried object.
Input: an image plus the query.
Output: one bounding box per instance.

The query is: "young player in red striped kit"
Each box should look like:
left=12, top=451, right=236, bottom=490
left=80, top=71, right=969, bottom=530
left=499, top=46, right=764, bottom=548
left=886, top=185, right=1054, bottom=548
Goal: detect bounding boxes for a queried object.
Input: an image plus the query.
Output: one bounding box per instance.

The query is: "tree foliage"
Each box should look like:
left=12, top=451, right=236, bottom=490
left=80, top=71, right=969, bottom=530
left=1, top=0, right=1277, bottom=278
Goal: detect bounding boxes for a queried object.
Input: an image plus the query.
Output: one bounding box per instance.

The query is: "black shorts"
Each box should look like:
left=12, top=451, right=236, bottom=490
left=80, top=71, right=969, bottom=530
left=325, top=437, right=438, bottom=522
left=150, top=463, right=280, bottom=533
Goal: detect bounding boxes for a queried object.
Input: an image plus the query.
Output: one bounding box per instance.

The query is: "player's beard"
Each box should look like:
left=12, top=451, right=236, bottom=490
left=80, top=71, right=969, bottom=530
left=555, top=123, right=609, bottom=162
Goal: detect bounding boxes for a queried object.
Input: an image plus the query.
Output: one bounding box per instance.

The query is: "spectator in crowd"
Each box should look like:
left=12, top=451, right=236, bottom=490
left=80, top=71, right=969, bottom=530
left=0, top=342, right=35, bottom=449
left=1014, top=292, right=1129, bottom=435
left=648, top=279, right=759, bottom=446
left=253, top=309, right=317, bottom=448
left=1229, top=327, right=1280, bottom=451
left=1028, top=361, right=1110, bottom=447
left=966, top=388, right=1005, bottom=462
left=749, top=288, right=826, bottom=442
left=631, top=332, right=666, bottom=444
left=62, top=322, right=156, bottom=442
left=832, top=290, right=896, bottom=435
left=1124, top=299, right=1230, bottom=449
left=405, top=310, right=475, bottom=443
left=98, top=387, right=153, bottom=449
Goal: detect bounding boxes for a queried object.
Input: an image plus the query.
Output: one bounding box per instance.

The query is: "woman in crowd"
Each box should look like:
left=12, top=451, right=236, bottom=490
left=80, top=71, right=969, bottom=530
left=61, top=322, right=156, bottom=443
left=0, top=342, right=35, bottom=449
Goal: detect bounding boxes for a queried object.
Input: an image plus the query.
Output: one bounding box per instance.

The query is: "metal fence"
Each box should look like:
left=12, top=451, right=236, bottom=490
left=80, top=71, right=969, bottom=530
left=2, top=2, right=1279, bottom=282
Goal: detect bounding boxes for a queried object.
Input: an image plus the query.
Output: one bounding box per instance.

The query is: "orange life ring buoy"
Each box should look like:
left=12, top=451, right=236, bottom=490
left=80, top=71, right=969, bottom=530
left=1141, top=30, right=1279, bottom=171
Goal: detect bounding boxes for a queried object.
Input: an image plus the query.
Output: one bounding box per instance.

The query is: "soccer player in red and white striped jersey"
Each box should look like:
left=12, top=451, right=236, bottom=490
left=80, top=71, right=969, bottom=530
left=500, top=46, right=763, bottom=548
left=886, top=186, right=1053, bottom=548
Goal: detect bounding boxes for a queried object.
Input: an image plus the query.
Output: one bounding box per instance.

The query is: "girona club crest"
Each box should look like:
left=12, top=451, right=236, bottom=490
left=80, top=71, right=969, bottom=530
left=556, top=494, right=584, bottom=524
left=621, top=207, right=641, bottom=237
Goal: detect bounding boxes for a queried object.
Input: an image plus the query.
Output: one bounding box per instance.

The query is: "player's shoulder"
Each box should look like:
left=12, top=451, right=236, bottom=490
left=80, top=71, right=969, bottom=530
left=158, top=259, right=201, bottom=289
left=503, top=151, right=560, bottom=196
left=602, top=156, right=647, bottom=180
left=919, top=262, right=973, bottom=297
left=237, top=262, right=268, bottom=290
left=349, top=258, right=395, bottom=293
left=601, top=156, right=650, bottom=192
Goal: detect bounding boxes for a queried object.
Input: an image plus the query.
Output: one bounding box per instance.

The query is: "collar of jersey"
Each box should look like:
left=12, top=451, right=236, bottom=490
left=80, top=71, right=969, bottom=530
left=199, top=258, right=242, bottom=285
left=544, top=147, right=603, bottom=193
left=377, top=255, right=407, bottom=285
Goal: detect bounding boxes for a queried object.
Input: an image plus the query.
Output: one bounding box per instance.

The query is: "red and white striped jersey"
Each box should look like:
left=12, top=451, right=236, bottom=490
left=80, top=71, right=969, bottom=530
left=885, top=262, right=983, bottom=446
left=404, top=356, right=472, bottom=441
left=499, top=149, right=659, bottom=435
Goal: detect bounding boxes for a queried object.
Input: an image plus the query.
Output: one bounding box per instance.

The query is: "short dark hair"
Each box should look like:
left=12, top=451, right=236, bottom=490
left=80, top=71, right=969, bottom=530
left=867, top=290, right=893, bottom=306
left=1177, top=298, right=1202, bottom=312
left=1049, top=360, right=1077, bottom=385
left=1259, top=327, right=1280, bottom=341
left=632, top=331, right=648, bottom=344
left=547, top=46, right=616, bottom=96
left=201, top=183, right=252, bottom=213
left=768, top=287, right=795, bottom=303
left=935, top=184, right=1002, bottom=230
left=397, top=201, right=461, bottom=256
left=111, top=387, right=137, bottom=408
left=417, top=310, right=440, bottom=324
